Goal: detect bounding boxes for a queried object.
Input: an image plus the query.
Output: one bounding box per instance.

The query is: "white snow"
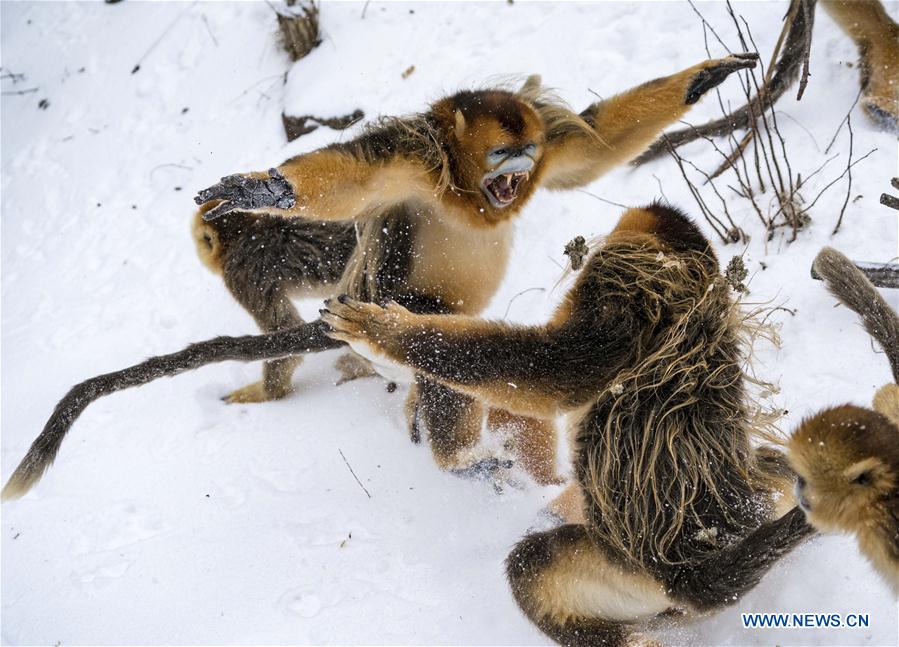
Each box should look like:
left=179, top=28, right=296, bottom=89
left=2, top=1, right=897, bottom=645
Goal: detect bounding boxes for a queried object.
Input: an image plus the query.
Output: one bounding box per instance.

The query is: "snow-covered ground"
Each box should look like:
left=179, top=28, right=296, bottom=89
left=2, top=1, right=897, bottom=644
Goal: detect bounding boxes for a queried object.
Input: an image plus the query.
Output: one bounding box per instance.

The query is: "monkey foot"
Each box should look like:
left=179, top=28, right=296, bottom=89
left=449, top=456, right=523, bottom=494
left=334, top=352, right=378, bottom=386
left=222, top=380, right=293, bottom=404
left=859, top=34, right=899, bottom=134
left=862, top=95, right=898, bottom=135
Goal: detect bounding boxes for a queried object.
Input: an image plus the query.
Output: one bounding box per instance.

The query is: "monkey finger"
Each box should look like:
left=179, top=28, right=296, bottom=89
left=727, top=52, right=760, bottom=65
left=201, top=200, right=238, bottom=221
left=335, top=295, right=378, bottom=314
left=320, top=307, right=365, bottom=333
left=383, top=300, right=410, bottom=315
left=194, top=175, right=245, bottom=205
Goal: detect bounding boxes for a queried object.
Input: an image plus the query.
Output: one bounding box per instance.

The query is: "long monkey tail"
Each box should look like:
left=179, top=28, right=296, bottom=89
left=2, top=321, right=342, bottom=501
left=813, top=246, right=899, bottom=383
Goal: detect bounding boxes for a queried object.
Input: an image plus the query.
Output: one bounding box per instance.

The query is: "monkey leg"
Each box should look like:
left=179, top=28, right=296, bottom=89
left=487, top=409, right=562, bottom=485
left=333, top=352, right=377, bottom=385
left=405, top=381, right=422, bottom=443
left=415, top=377, right=485, bottom=471
left=221, top=275, right=305, bottom=403
left=547, top=482, right=588, bottom=525
left=822, top=0, right=899, bottom=132
left=196, top=212, right=353, bottom=403
left=506, top=524, right=675, bottom=647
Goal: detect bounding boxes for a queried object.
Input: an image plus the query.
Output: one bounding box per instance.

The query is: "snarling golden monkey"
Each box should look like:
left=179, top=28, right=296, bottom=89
left=322, top=203, right=813, bottom=646
left=788, top=246, right=899, bottom=595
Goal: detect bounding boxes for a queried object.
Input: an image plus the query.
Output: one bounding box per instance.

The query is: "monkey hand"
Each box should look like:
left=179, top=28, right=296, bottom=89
left=685, top=53, right=759, bottom=105
left=195, top=168, right=296, bottom=220
left=321, top=296, right=416, bottom=382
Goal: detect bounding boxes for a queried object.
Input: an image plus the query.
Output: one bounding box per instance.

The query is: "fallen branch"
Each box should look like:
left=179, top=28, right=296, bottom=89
left=282, top=109, right=364, bottom=142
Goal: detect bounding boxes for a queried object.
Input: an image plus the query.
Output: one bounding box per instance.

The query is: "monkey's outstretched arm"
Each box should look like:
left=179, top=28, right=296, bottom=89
left=321, top=297, right=631, bottom=418
left=539, top=54, right=759, bottom=189
left=196, top=147, right=436, bottom=222
left=667, top=507, right=815, bottom=610
left=1, top=322, right=342, bottom=501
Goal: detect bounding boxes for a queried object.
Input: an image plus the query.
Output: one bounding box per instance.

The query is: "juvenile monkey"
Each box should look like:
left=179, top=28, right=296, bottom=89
left=323, top=203, right=813, bottom=646
left=2, top=56, right=760, bottom=500
left=788, top=246, right=899, bottom=595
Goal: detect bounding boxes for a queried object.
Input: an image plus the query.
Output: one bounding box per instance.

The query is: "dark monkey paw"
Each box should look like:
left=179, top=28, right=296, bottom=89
left=450, top=457, right=519, bottom=494
left=196, top=168, right=296, bottom=220
left=685, top=53, right=759, bottom=105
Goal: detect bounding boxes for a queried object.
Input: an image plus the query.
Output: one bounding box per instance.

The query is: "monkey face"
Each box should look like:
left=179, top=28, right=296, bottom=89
left=440, top=90, right=545, bottom=220
left=479, top=142, right=539, bottom=209
left=788, top=405, right=899, bottom=533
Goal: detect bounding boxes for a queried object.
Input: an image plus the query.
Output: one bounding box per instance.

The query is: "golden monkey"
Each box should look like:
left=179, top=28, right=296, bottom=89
left=322, top=203, right=813, bottom=646
left=788, top=246, right=899, bottom=595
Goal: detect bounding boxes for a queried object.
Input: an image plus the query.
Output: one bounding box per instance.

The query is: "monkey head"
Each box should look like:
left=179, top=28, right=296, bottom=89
left=788, top=405, right=899, bottom=533
left=435, top=89, right=545, bottom=222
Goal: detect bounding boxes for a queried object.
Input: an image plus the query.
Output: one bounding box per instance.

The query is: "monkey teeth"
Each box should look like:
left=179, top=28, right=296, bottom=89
left=484, top=170, right=529, bottom=207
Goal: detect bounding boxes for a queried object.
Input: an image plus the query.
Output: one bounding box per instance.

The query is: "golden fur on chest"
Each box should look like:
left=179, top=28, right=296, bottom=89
left=408, top=209, right=513, bottom=315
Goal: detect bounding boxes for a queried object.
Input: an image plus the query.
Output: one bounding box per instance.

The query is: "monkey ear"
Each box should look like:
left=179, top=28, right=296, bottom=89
left=519, top=74, right=542, bottom=98
left=454, top=110, right=467, bottom=139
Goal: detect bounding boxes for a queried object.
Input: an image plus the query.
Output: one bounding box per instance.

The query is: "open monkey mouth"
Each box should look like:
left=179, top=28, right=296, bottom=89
left=482, top=171, right=530, bottom=208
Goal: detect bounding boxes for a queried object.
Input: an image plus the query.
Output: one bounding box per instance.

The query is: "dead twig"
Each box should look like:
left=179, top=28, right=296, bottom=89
left=131, top=1, right=197, bottom=74
left=338, top=448, right=371, bottom=499
left=832, top=111, right=855, bottom=235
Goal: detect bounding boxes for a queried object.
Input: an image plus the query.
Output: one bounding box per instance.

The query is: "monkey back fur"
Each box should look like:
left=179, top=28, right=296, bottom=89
left=574, top=237, right=780, bottom=570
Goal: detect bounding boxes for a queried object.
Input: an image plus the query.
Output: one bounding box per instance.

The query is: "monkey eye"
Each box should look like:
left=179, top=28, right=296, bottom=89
left=851, top=471, right=872, bottom=486
left=487, top=148, right=511, bottom=165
